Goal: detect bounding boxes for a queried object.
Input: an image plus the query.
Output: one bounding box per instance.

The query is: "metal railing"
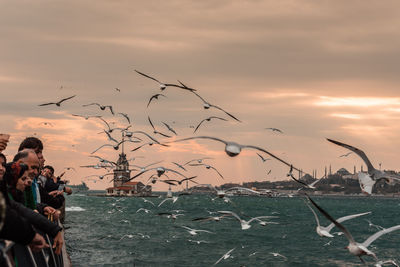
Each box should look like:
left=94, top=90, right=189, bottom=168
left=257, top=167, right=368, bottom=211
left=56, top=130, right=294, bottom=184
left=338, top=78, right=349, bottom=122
left=0, top=224, right=68, bottom=267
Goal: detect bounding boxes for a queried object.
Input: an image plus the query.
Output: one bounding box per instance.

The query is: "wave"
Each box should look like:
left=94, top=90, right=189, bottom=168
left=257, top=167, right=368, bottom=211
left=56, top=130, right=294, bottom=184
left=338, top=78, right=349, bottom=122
left=66, top=206, right=86, bottom=212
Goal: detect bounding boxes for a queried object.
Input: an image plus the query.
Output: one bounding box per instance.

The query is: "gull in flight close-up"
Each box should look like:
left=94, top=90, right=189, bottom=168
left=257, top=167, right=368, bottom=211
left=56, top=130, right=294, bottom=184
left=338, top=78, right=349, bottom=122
left=307, top=194, right=400, bottom=262
left=305, top=201, right=371, bottom=238
left=327, top=138, right=400, bottom=195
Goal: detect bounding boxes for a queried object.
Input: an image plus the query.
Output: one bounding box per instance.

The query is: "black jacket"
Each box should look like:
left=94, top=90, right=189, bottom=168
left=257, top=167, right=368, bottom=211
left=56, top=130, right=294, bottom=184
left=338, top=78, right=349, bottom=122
left=0, top=206, right=36, bottom=245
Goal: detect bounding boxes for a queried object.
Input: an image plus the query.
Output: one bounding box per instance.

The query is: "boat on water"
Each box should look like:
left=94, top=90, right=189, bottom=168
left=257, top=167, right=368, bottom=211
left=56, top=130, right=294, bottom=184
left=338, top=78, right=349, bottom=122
left=67, top=181, right=89, bottom=193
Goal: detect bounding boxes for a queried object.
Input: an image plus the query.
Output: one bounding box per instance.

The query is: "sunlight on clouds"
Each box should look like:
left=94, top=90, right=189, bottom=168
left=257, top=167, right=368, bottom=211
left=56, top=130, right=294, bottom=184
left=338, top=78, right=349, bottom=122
left=330, top=113, right=362, bottom=119
left=315, top=96, right=400, bottom=107
left=340, top=124, right=395, bottom=138
left=251, top=91, right=309, bottom=99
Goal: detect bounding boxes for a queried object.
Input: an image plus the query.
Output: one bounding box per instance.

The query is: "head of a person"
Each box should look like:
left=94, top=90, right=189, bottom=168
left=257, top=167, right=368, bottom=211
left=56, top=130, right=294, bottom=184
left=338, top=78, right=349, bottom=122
left=0, top=153, right=6, bottom=181
left=41, top=165, right=54, bottom=179
left=13, top=149, right=40, bottom=186
left=18, top=137, right=45, bottom=167
left=5, top=161, right=29, bottom=192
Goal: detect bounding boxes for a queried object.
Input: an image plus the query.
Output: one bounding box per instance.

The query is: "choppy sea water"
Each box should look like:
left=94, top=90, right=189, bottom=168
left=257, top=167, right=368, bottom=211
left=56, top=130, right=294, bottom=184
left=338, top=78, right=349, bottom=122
left=64, top=192, right=400, bottom=266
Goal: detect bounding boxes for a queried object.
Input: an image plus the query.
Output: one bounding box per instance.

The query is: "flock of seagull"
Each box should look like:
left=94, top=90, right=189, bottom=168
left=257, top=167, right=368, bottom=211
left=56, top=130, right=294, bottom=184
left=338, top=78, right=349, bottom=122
left=37, top=70, right=400, bottom=265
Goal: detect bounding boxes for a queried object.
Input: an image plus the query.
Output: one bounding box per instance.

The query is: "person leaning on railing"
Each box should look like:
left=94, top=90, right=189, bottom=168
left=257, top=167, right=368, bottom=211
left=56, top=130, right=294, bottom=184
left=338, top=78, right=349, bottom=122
left=0, top=152, right=48, bottom=252
left=0, top=136, right=64, bottom=254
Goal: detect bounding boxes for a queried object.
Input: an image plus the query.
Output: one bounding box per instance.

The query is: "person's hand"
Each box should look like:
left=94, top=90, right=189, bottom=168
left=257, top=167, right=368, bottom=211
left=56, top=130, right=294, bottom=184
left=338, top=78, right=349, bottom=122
left=65, top=187, right=72, bottom=195
left=0, top=134, right=9, bottom=152
left=29, top=233, right=49, bottom=252
left=48, top=190, right=59, bottom=197
left=53, top=231, right=63, bottom=255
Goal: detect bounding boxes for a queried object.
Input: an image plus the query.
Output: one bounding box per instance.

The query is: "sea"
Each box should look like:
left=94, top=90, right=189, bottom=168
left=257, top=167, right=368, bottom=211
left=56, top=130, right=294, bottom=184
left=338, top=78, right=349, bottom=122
left=64, top=192, right=400, bottom=266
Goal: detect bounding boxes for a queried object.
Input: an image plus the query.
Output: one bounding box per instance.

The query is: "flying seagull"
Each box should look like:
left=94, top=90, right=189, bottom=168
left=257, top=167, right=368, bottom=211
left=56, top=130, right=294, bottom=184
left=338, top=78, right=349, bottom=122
left=83, top=103, right=114, bottom=115
left=168, top=136, right=302, bottom=172
left=178, top=226, right=214, bottom=236
left=72, top=114, right=102, bottom=120
left=147, top=93, right=167, bottom=107
left=305, top=201, right=370, bottom=238
left=265, top=127, right=283, bottom=133
left=117, top=112, right=131, bottom=124
left=183, top=157, right=213, bottom=166
left=38, top=95, right=76, bottom=107
left=163, top=176, right=198, bottom=185
left=307, top=194, right=400, bottom=262
left=327, top=138, right=400, bottom=195
left=188, top=163, right=224, bottom=179
left=213, top=248, right=235, bottom=266
left=190, top=91, right=241, bottom=122
left=135, top=70, right=196, bottom=92
left=217, top=211, right=277, bottom=230
left=257, top=153, right=270, bottom=163
left=193, top=116, right=228, bottom=133
left=148, top=116, right=171, bottom=138
left=162, top=122, right=177, bottom=135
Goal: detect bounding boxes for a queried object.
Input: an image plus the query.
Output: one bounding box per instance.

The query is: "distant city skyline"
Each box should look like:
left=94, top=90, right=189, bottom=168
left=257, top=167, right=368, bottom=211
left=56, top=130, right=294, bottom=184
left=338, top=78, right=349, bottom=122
left=1, top=1, right=400, bottom=191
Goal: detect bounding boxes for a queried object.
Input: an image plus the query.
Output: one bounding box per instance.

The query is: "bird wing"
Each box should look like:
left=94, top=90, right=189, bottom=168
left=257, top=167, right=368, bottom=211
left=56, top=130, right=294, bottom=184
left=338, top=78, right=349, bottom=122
left=168, top=136, right=227, bottom=146
left=289, top=174, right=310, bottom=187
left=148, top=116, right=156, bottom=130
left=210, top=104, right=241, bottom=122
left=327, top=138, right=375, bottom=173
left=131, top=131, right=161, bottom=144
left=118, top=113, right=130, bottom=123
left=362, top=224, right=400, bottom=248
left=155, top=131, right=172, bottom=138
left=256, top=153, right=266, bottom=162
left=305, top=202, right=321, bottom=228
left=217, top=211, right=242, bottom=222
left=193, top=119, right=207, bottom=133
left=246, top=145, right=302, bottom=173
left=82, top=102, right=100, bottom=107
left=38, top=102, right=56, bottom=106
left=135, top=70, right=161, bottom=83
left=91, top=144, right=113, bottom=154
left=162, top=122, right=177, bottom=135
left=58, top=95, right=76, bottom=104
left=209, top=166, right=224, bottom=179
left=306, top=195, right=356, bottom=244
left=213, top=248, right=235, bottom=266
left=191, top=91, right=208, bottom=104
left=325, top=211, right=371, bottom=233
left=172, top=162, right=186, bottom=171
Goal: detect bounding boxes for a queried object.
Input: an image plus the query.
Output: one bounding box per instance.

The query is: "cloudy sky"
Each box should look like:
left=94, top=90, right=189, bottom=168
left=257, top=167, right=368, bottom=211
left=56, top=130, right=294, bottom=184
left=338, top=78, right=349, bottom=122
left=1, top=0, right=400, bottom=190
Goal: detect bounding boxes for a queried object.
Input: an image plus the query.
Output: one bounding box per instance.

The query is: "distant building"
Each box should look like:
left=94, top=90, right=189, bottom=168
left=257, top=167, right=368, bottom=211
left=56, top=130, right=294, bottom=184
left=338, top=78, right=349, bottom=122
left=106, top=181, right=150, bottom=196
left=106, top=151, right=152, bottom=196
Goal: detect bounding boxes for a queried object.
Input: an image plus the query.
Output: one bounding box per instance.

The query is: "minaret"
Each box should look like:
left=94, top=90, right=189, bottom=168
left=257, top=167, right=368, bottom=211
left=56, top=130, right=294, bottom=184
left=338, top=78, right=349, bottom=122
left=354, top=165, right=356, bottom=174
left=329, top=165, right=332, bottom=175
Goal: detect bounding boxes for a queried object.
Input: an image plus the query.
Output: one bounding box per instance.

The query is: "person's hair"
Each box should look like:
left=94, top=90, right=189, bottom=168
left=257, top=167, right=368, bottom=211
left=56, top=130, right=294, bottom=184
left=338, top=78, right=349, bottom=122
left=0, top=153, right=6, bottom=164
left=18, top=137, right=43, bottom=152
left=5, top=162, right=28, bottom=187
left=13, top=150, right=32, bottom=162
left=43, top=165, right=54, bottom=175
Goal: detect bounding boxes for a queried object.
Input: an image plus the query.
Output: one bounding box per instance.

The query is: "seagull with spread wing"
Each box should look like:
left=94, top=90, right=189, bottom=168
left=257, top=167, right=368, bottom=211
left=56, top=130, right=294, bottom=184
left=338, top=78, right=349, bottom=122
left=135, top=70, right=196, bottom=92
left=327, top=138, right=400, bottom=195
left=83, top=102, right=114, bottom=115
left=147, top=93, right=167, bottom=107
left=148, top=116, right=171, bottom=138
left=307, top=194, right=400, bottom=262
left=38, top=95, right=76, bottom=107
left=193, top=116, right=228, bottom=133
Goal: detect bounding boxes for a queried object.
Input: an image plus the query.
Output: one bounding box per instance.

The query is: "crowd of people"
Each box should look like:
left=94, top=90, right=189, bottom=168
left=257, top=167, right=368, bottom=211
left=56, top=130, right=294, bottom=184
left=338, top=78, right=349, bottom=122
left=0, top=134, right=72, bottom=264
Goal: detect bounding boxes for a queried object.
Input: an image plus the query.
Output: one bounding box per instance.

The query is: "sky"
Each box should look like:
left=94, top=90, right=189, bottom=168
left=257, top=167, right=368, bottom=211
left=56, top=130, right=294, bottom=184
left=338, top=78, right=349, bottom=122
left=1, top=0, right=400, bottom=191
